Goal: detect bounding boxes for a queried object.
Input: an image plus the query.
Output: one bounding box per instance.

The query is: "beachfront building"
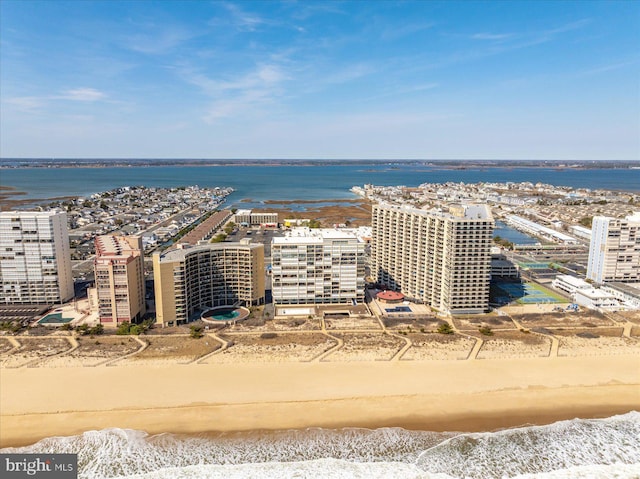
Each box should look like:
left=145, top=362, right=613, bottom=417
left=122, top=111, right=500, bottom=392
left=0, top=210, right=74, bottom=304
left=234, top=209, right=279, bottom=227
left=573, top=288, right=619, bottom=312
left=153, top=241, right=264, bottom=326
left=93, top=235, right=146, bottom=326
left=371, top=203, right=494, bottom=314
left=271, top=228, right=366, bottom=305
left=552, top=275, right=591, bottom=296
left=601, top=283, right=640, bottom=310
left=587, top=213, right=640, bottom=283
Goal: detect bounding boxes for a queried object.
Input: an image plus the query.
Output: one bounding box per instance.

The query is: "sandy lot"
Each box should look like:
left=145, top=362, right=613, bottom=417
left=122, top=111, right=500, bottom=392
left=400, top=333, right=476, bottom=360
left=475, top=331, right=552, bottom=359
left=324, top=333, right=405, bottom=361
left=208, top=333, right=336, bottom=363
left=512, top=310, right=615, bottom=328
left=325, top=316, right=382, bottom=330
left=121, top=335, right=223, bottom=365
left=0, top=337, right=73, bottom=368
left=42, top=336, right=142, bottom=367
left=552, top=328, right=640, bottom=357
left=452, top=314, right=517, bottom=331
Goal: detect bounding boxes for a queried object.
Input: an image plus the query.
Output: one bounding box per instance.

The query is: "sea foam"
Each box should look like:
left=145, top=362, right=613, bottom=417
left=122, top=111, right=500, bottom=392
left=3, top=412, right=639, bottom=479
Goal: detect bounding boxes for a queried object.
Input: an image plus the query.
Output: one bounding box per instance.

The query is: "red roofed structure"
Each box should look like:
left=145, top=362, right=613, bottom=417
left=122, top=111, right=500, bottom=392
left=376, top=290, right=405, bottom=303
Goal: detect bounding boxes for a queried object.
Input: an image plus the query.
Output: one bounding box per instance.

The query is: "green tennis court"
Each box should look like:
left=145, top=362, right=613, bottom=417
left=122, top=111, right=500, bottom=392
left=495, top=282, right=565, bottom=304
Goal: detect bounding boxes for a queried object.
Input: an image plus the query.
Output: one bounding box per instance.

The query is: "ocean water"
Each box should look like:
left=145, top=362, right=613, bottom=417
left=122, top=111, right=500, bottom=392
left=3, top=412, right=639, bottom=478
left=2, top=165, right=639, bottom=205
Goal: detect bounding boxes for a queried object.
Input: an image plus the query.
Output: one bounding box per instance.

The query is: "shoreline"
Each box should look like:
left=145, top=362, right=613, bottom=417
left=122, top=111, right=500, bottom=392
left=1, top=355, right=638, bottom=448
left=2, top=160, right=640, bottom=170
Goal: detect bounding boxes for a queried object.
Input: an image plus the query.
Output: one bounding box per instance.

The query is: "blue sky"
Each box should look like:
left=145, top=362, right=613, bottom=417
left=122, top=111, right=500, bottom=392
left=1, top=0, right=638, bottom=160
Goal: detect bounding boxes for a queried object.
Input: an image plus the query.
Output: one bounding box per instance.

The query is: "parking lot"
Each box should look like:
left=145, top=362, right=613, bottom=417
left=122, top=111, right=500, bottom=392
left=226, top=225, right=284, bottom=259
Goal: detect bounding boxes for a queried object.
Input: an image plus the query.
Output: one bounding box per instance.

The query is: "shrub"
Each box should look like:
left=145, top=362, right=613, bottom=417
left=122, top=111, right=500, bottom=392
left=88, top=324, right=104, bottom=336
left=116, top=320, right=150, bottom=335
left=260, top=333, right=277, bottom=339
left=76, top=324, right=90, bottom=335
left=479, top=326, right=494, bottom=336
left=190, top=325, right=204, bottom=339
left=116, top=322, right=132, bottom=335
left=437, top=323, right=454, bottom=335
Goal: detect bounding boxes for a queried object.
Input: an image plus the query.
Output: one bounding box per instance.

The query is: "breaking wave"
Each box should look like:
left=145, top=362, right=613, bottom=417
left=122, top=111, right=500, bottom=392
left=3, top=412, right=639, bottom=478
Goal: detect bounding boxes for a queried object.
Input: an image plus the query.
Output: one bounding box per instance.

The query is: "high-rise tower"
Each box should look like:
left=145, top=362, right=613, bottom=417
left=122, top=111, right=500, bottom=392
left=371, top=203, right=494, bottom=314
left=587, top=213, right=640, bottom=283
left=94, top=235, right=146, bottom=325
left=0, top=210, right=74, bottom=304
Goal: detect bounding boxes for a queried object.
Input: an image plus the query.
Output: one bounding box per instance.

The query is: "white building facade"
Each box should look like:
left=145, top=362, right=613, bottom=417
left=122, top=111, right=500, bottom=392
left=552, top=275, right=591, bottom=296
left=271, top=228, right=365, bottom=305
left=153, top=241, right=265, bottom=326
left=587, top=213, right=640, bottom=283
left=0, top=210, right=74, bottom=304
left=372, top=203, right=494, bottom=314
left=94, top=235, right=146, bottom=326
left=573, top=288, right=619, bottom=311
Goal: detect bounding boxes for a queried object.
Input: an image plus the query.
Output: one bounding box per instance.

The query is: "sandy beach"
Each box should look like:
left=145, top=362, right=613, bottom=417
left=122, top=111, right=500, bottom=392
left=1, top=353, right=638, bottom=448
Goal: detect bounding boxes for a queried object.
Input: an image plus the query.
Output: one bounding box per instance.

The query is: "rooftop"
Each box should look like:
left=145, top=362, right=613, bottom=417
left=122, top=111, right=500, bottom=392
left=555, top=275, right=591, bottom=289
left=156, top=241, right=263, bottom=262
left=95, top=235, right=141, bottom=257
left=375, top=202, right=493, bottom=221
left=605, top=282, right=640, bottom=299
left=272, top=227, right=361, bottom=244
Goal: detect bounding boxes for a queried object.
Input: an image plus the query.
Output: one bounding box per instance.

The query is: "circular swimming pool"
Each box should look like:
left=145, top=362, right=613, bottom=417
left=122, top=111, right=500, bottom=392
left=201, top=306, right=250, bottom=323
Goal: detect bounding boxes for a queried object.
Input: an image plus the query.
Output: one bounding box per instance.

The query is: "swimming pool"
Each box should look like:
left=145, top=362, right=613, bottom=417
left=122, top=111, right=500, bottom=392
left=201, top=306, right=250, bottom=323
left=38, top=312, right=73, bottom=325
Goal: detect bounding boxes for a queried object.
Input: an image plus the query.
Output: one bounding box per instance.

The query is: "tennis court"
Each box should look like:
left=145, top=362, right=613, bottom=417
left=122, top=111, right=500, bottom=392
left=517, top=262, right=552, bottom=270
left=495, top=282, right=565, bottom=304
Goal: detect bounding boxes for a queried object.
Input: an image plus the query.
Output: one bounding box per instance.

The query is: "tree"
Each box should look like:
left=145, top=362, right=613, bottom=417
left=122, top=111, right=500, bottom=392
left=190, top=325, right=204, bottom=339
left=116, top=322, right=132, bottom=335
left=437, top=322, right=454, bottom=334
left=493, top=235, right=514, bottom=249
left=224, top=222, right=236, bottom=235
left=579, top=216, right=593, bottom=228
left=76, top=324, right=90, bottom=335
left=88, top=324, right=104, bottom=335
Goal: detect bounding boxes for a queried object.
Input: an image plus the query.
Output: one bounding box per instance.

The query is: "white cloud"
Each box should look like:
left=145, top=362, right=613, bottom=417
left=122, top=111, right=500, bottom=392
left=324, top=63, right=376, bottom=84
left=381, top=22, right=435, bottom=40
left=2, top=87, right=107, bottom=113
left=56, top=88, right=106, bottom=102
left=178, top=62, right=290, bottom=123
left=578, top=59, right=638, bottom=76
left=2, top=96, right=45, bottom=111
left=471, top=33, right=513, bottom=41
left=221, top=3, right=268, bottom=32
